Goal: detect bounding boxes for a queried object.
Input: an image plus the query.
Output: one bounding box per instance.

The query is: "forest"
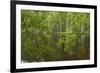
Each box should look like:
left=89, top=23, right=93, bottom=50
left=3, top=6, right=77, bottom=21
left=21, top=10, right=90, bottom=62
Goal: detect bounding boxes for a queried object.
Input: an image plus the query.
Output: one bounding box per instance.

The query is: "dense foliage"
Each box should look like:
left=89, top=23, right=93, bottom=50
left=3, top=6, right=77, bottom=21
left=21, top=10, right=90, bottom=62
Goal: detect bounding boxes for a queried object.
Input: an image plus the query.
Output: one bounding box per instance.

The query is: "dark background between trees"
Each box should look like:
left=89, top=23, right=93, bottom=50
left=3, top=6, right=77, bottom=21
left=21, top=10, right=90, bottom=62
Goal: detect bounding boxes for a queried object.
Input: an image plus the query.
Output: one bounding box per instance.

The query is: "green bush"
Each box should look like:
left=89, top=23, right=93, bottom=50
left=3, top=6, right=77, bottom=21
left=21, top=10, right=90, bottom=62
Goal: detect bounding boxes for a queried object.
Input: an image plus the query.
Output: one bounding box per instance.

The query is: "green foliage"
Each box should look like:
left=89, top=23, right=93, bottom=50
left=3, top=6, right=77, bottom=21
left=21, top=10, right=90, bottom=62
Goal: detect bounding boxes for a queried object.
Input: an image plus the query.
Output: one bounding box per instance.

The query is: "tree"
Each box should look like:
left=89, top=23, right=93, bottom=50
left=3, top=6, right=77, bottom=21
left=21, top=10, right=90, bottom=62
